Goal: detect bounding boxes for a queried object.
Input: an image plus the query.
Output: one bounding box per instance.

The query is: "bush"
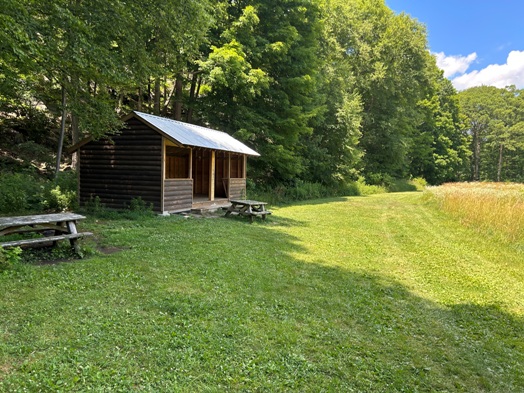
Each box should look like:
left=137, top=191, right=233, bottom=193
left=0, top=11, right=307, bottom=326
left=248, top=179, right=384, bottom=205
left=354, top=177, right=387, bottom=195
left=0, top=172, right=43, bottom=214
left=0, top=247, right=22, bottom=271
left=386, top=179, right=418, bottom=193
left=0, top=171, right=79, bottom=214
left=40, top=172, right=78, bottom=212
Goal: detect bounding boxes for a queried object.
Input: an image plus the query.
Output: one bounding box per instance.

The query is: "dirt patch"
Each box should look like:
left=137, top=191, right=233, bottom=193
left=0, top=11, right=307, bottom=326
left=99, top=246, right=129, bottom=255
left=0, top=363, right=13, bottom=381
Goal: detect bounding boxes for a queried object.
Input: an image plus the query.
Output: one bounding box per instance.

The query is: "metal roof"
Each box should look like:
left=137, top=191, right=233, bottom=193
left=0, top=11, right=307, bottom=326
left=133, top=111, right=260, bottom=156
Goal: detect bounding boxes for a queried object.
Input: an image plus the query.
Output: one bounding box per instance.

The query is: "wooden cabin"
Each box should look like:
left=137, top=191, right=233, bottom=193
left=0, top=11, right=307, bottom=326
left=71, top=111, right=259, bottom=213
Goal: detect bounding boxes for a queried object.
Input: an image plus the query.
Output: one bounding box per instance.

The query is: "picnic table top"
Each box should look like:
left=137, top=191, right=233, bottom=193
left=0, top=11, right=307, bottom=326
left=230, top=199, right=267, bottom=206
left=0, top=213, right=86, bottom=229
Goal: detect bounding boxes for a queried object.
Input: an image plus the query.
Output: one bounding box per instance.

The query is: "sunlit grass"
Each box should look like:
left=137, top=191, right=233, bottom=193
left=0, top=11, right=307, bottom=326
left=425, top=182, right=524, bottom=244
left=1, top=193, right=523, bottom=391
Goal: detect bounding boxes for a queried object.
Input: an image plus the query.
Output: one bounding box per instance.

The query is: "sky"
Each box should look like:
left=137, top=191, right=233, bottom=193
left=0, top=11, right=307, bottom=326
left=385, top=0, right=524, bottom=90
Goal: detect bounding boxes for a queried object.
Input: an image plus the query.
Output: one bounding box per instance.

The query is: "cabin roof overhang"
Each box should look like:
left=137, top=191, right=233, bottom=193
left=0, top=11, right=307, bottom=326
left=68, top=112, right=260, bottom=156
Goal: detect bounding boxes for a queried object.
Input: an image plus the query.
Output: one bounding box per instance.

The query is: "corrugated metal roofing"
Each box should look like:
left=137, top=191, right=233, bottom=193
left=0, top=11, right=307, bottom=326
left=133, top=111, right=260, bottom=156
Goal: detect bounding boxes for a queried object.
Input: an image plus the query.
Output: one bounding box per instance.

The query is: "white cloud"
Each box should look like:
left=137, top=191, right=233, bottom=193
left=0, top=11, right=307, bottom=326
left=451, top=50, right=524, bottom=90
left=434, top=52, right=477, bottom=78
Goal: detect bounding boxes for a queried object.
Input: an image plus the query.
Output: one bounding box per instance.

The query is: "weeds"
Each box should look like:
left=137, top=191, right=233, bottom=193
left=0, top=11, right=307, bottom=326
left=0, top=171, right=78, bottom=214
left=0, top=247, right=22, bottom=271
left=247, top=177, right=424, bottom=205
left=425, top=182, right=524, bottom=244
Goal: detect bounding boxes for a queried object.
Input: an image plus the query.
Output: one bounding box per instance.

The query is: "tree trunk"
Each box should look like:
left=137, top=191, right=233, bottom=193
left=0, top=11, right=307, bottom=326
left=55, top=85, right=67, bottom=179
left=137, top=86, right=143, bottom=111
left=473, top=125, right=481, bottom=181
left=154, top=78, right=161, bottom=115
left=497, top=144, right=503, bottom=182
left=186, top=72, right=199, bottom=122
left=173, top=76, right=183, bottom=120
left=148, top=79, right=152, bottom=112
left=70, top=112, right=80, bottom=170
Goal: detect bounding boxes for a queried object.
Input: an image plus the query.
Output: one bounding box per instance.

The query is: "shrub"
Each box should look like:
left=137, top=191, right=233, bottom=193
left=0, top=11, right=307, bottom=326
left=84, top=195, right=106, bottom=215
left=354, top=177, right=387, bottom=195
left=126, top=197, right=155, bottom=218
left=386, top=179, right=418, bottom=193
left=0, top=171, right=78, bottom=214
left=0, top=247, right=22, bottom=271
left=0, top=172, right=42, bottom=214
left=40, top=171, right=78, bottom=212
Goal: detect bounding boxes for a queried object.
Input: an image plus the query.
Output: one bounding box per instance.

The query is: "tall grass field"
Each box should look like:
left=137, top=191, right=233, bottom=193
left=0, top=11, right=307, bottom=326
left=425, top=182, right=524, bottom=244
left=1, top=192, right=523, bottom=391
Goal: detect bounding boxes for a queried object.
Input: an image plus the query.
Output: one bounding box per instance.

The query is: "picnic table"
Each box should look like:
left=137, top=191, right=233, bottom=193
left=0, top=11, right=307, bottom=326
left=224, top=200, right=272, bottom=222
left=0, top=213, right=92, bottom=254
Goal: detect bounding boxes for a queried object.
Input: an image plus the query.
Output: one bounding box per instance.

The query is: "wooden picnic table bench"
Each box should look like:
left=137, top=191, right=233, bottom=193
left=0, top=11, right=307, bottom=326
left=225, top=200, right=272, bottom=222
left=0, top=213, right=92, bottom=254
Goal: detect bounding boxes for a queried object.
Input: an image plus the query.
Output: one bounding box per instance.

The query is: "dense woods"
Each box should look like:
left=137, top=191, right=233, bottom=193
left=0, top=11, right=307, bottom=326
left=1, top=0, right=523, bottom=192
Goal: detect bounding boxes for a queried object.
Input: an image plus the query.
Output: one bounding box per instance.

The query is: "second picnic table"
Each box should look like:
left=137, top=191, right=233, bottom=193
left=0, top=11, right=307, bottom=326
left=224, top=200, right=272, bottom=222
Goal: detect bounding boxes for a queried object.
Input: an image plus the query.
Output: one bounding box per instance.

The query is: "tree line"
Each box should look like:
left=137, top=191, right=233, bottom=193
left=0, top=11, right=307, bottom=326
left=1, top=0, right=523, bottom=187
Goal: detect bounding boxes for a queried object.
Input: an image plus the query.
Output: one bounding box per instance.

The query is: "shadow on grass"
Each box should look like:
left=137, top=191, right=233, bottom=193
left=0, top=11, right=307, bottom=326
left=1, top=214, right=523, bottom=392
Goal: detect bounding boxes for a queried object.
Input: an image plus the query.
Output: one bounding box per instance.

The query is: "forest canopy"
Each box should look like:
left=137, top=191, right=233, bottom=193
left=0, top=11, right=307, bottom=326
left=1, top=0, right=523, bottom=187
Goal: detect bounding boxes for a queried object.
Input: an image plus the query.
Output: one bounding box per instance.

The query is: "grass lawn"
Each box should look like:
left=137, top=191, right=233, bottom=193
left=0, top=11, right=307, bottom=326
left=1, top=193, right=523, bottom=392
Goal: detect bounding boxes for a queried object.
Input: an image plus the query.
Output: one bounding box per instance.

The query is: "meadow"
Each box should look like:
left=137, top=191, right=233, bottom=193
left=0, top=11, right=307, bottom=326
left=0, top=191, right=523, bottom=392
left=425, top=182, right=524, bottom=244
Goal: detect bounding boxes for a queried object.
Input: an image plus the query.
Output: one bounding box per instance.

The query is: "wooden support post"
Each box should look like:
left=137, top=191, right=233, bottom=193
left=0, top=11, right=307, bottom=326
left=227, top=152, right=231, bottom=198
left=189, top=148, right=193, bottom=180
left=160, top=138, right=166, bottom=213
left=210, top=150, right=215, bottom=201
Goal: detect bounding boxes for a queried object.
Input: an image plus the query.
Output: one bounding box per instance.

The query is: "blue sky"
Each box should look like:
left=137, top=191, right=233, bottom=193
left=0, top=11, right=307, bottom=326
left=385, top=0, right=524, bottom=90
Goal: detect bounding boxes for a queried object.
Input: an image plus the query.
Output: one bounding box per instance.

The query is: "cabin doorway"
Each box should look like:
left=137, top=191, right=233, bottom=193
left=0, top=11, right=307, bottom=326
left=215, top=152, right=228, bottom=199
left=192, top=149, right=210, bottom=200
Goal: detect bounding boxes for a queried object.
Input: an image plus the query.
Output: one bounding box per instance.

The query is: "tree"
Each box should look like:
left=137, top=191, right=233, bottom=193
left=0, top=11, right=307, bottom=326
left=459, top=86, right=524, bottom=182
left=409, top=75, right=470, bottom=184
left=196, top=0, right=323, bottom=184
left=331, top=0, right=434, bottom=182
left=300, top=0, right=364, bottom=186
left=1, top=0, right=214, bottom=172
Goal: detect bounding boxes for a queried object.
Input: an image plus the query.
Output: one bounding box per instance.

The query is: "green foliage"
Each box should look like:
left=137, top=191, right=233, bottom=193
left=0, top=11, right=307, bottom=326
left=354, top=177, right=387, bottom=195
left=459, top=85, right=524, bottom=182
left=409, top=77, right=471, bottom=185
left=327, top=0, right=434, bottom=179
left=410, top=177, right=428, bottom=190
left=82, top=195, right=156, bottom=220
left=198, top=0, right=323, bottom=184
left=3, top=0, right=511, bottom=199
left=0, top=246, right=22, bottom=271
left=0, top=172, right=42, bottom=213
left=128, top=197, right=154, bottom=216
left=40, top=172, right=78, bottom=212
left=0, top=171, right=78, bottom=214
left=247, top=178, right=390, bottom=204
left=83, top=195, right=105, bottom=216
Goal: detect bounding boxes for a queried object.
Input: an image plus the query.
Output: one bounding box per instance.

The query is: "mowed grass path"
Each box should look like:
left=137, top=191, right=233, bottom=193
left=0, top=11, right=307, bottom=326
left=1, top=193, right=523, bottom=392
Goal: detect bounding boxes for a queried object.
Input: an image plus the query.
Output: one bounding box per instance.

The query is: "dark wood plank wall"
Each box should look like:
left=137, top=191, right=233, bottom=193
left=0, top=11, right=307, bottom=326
left=79, top=118, right=162, bottom=211
left=229, top=178, right=247, bottom=199
left=164, top=179, right=193, bottom=212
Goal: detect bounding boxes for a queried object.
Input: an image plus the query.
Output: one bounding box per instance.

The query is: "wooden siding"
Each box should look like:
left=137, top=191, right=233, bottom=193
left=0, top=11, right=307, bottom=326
left=79, top=118, right=162, bottom=211
left=229, top=178, right=247, bottom=199
left=164, top=179, right=193, bottom=212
